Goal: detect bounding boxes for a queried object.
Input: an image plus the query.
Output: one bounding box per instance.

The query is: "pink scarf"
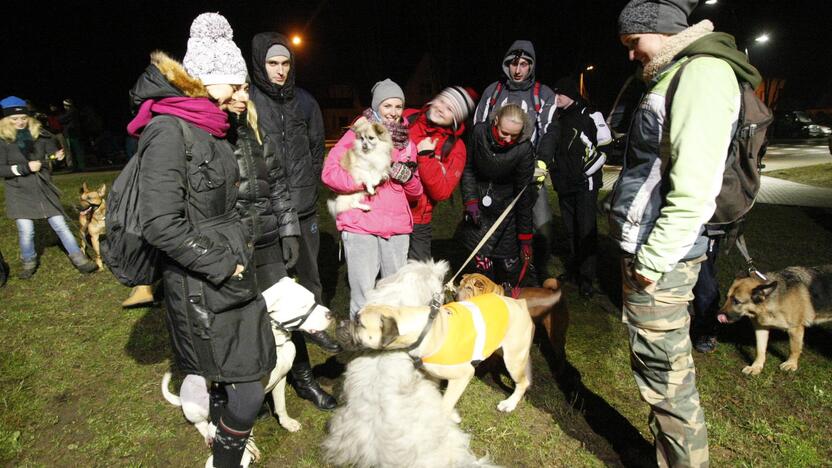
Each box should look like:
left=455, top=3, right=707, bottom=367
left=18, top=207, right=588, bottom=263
left=127, top=97, right=229, bottom=138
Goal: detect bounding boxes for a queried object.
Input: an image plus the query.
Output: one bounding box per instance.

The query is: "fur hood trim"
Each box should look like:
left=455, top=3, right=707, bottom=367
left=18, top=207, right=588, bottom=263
left=644, top=20, right=714, bottom=82
left=150, top=51, right=209, bottom=98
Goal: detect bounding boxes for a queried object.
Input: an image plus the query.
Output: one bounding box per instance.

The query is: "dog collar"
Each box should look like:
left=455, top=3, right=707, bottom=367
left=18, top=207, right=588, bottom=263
left=404, top=293, right=443, bottom=365
left=271, top=302, right=317, bottom=333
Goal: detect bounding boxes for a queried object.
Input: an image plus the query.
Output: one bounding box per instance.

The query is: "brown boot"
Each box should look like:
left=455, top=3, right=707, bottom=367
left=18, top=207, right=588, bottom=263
left=122, top=285, right=155, bottom=308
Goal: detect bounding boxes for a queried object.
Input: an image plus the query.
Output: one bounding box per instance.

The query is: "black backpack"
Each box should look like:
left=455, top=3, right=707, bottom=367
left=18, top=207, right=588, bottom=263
left=665, top=55, right=773, bottom=250
left=102, top=116, right=194, bottom=286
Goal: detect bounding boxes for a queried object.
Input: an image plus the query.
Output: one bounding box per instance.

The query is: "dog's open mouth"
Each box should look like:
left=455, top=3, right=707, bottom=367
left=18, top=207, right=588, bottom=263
left=717, top=313, right=739, bottom=324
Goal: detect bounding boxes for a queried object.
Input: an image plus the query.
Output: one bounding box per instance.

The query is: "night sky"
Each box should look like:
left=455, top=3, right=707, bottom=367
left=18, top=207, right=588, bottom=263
left=3, top=0, right=830, bottom=133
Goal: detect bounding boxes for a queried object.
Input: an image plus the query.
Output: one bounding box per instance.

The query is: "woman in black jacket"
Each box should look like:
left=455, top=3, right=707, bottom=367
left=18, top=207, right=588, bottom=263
left=224, top=84, right=338, bottom=410
left=459, top=104, right=536, bottom=289
left=128, top=13, right=273, bottom=467
left=0, top=96, right=96, bottom=279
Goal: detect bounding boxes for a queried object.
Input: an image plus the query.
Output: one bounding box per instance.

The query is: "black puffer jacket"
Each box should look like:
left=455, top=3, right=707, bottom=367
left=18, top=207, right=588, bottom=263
left=229, top=111, right=300, bottom=249
left=131, top=51, right=275, bottom=383
left=549, top=102, right=602, bottom=194
left=250, top=33, right=325, bottom=218
left=0, top=131, right=63, bottom=219
left=458, top=122, right=535, bottom=258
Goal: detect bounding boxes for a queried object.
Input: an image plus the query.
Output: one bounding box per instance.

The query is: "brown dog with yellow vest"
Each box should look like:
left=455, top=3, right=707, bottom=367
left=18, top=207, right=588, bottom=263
left=457, top=273, right=569, bottom=375
left=338, top=293, right=534, bottom=423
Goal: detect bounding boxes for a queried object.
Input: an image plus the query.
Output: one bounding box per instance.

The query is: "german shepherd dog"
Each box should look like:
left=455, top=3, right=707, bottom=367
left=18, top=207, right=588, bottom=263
left=718, top=265, right=832, bottom=375
left=78, top=182, right=107, bottom=270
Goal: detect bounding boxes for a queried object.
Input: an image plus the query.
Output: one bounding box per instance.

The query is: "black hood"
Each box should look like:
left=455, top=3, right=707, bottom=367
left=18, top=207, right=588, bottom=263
left=251, top=32, right=295, bottom=100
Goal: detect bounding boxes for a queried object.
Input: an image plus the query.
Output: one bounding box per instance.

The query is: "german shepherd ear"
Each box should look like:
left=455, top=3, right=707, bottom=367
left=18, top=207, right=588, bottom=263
left=380, top=315, right=399, bottom=348
left=80, top=182, right=89, bottom=194
left=751, top=282, right=777, bottom=304
left=97, top=184, right=107, bottom=197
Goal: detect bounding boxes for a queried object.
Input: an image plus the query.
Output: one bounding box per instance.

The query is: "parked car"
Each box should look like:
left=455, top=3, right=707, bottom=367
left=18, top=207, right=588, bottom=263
left=772, top=111, right=832, bottom=139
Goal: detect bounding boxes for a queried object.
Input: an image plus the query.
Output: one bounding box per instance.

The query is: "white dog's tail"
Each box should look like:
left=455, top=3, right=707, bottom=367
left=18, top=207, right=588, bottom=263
left=327, top=199, right=338, bottom=220
left=161, top=371, right=182, bottom=407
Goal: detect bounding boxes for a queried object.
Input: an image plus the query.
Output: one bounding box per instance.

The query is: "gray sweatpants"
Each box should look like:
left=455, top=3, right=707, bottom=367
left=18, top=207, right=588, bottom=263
left=342, top=231, right=409, bottom=318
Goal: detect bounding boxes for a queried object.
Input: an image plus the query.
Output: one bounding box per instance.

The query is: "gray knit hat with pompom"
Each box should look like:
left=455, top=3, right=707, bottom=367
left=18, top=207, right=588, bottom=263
left=183, top=12, right=247, bottom=85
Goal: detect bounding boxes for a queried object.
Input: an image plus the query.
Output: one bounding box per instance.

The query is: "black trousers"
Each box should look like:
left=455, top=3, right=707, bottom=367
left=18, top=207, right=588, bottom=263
left=407, top=223, right=432, bottom=261
left=557, top=189, right=598, bottom=287
left=294, top=213, right=323, bottom=304
left=692, top=236, right=721, bottom=337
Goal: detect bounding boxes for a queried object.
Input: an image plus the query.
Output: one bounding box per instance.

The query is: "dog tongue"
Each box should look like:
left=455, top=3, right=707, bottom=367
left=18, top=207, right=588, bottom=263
left=717, top=314, right=728, bottom=324
left=80, top=207, right=92, bottom=215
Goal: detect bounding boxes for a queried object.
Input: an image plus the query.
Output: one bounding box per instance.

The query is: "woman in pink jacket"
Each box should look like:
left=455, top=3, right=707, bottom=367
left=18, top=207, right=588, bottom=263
left=322, top=79, right=423, bottom=318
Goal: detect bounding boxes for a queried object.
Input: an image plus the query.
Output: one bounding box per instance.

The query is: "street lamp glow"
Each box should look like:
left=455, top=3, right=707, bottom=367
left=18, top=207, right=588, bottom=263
left=754, top=34, right=770, bottom=43
left=705, top=0, right=717, bottom=5
left=585, top=65, right=595, bottom=71
left=291, top=35, right=302, bottom=46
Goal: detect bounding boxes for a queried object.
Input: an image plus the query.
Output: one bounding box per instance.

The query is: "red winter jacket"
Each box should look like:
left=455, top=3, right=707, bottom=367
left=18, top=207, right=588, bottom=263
left=404, top=108, right=467, bottom=224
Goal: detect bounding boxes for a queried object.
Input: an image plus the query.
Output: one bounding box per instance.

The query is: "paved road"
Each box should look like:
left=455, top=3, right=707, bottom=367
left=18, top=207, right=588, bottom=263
left=762, top=140, right=830, bottom=172
left=601, top=141, right=832, bottom=208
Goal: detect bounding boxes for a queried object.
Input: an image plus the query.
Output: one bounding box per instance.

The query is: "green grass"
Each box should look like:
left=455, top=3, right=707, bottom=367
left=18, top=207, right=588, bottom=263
left=766, top=163, right=832, bottom=189
left=1, top=170, right=831, bottom=466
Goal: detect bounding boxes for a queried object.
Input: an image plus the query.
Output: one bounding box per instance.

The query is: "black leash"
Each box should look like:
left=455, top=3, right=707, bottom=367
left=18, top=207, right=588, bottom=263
left=270, top=302, right=318, bottom=333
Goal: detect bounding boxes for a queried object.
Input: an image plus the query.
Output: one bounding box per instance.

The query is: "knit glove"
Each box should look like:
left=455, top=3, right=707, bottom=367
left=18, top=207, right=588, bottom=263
left=281, top=236, right=300, bottom=269
left=464, top=200, right=480, bottom=226
left=533, top=160, right=548, bottom=185
left=519, top=234, right=533, bottom=261
left=388, top=162, right=413, bottom=184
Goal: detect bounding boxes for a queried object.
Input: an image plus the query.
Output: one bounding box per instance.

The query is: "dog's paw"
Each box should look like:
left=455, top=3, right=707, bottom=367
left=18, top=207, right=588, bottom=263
left=742, top=364, right=763, bottom=375
left=245, top=437, right=261, bottom=462
left=366, top=185, right=376, bottom=195
left=497, top=399, right=518, bottom=413
left=779, top=360, right=799, bottom=372
left=450, top=410, right=462, bottom=424
left=280, top=417, right=302, bottom=432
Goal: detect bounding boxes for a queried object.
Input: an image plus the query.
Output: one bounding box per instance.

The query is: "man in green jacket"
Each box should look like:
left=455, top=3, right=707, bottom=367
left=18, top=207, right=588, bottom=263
left=611, top=1, right=762, bottom=466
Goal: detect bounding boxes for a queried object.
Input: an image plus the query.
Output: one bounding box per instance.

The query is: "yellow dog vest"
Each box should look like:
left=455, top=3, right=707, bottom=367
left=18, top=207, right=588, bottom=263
left=422, top=293, right=510, bottom=366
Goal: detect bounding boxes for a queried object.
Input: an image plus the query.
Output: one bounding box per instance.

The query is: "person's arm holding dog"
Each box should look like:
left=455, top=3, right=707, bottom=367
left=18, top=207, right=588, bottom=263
left=321, top=129, right=365, bottom=194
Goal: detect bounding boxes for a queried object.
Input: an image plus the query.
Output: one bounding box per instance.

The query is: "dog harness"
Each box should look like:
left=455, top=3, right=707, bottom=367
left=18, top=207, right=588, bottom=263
left=421, top=293, right=510, bottom=367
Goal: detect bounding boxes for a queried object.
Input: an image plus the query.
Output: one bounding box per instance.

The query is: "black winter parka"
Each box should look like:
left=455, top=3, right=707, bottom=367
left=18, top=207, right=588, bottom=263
left=458, top=122, right=535, bottom=259
left=0, top=132, right=64, bottom=220
left=249, top=33, right=325, bottom=218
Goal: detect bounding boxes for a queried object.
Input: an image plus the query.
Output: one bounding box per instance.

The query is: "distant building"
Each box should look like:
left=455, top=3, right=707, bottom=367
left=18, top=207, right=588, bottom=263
left=319, top=84, right=363, bottom=139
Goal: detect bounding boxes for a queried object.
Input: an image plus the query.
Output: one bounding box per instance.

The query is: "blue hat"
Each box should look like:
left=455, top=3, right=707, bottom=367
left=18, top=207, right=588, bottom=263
left=1, top=96, right=29, bottom=117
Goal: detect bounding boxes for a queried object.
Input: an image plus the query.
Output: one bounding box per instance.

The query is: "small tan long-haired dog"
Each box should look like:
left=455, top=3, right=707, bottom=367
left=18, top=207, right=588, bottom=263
left=327, top=118, right=392, bottom=218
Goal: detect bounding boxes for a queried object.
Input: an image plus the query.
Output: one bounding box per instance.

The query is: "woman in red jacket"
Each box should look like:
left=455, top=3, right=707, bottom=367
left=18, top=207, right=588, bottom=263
left=403, top=86, right=476, bottom=261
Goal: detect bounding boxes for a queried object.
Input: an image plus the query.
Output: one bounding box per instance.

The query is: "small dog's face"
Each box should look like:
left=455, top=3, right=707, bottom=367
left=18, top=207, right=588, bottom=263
left=353, top=121, right=392, bottom=154
left=79, top=182, right=106, bottom=213
left=457, top=273, right=503, bottom=301
left=718, top=277, right=777, bottom=323
left=335, top=305, right=401, bottom=351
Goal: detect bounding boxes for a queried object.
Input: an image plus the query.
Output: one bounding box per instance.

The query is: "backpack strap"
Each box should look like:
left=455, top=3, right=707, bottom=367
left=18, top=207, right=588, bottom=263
left=531, top=81, right=541, bottom=113
left=172, top=117, right=196, bottom=222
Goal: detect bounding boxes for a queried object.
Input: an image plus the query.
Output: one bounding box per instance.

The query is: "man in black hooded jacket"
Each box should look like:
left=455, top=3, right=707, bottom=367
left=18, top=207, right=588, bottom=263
left=249, top=32, right=337, bottom=410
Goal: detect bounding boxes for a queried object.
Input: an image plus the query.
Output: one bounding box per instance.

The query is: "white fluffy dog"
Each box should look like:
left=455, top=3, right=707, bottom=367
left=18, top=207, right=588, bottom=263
left=327, top=118, right=393, bottom=218
left=364, top=258, right=450, bottom=307
left=161, top=277, right=333, bottom=466
left=321, top=352, right=499, bottom=468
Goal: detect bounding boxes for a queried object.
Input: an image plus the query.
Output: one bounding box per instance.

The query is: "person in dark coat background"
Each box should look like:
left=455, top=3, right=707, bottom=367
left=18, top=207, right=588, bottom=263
left=547, top=77, right=609, bottom=298
left=128, top=13, right=275, bottom=467
left=0, top=96, right=97, bottom=279
left=248, top=31, right=339, bottom=411
left=459, top=104, right=535, bottom=289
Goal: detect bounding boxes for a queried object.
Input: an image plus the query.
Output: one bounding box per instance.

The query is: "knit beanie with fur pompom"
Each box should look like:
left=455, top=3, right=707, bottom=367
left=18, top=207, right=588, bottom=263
left=183, top=12, right=247, bottom=85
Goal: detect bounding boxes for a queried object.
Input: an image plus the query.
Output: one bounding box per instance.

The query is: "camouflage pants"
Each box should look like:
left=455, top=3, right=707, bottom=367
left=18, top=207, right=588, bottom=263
left=621, top=254, right=710, bottom=468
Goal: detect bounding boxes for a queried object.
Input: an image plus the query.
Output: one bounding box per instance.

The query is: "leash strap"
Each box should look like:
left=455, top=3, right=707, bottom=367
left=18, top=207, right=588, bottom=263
left=735, top=234, right=768, bottom=281
left=511, top=257, right=530, bottom=298
left=404, top=293, right=443, bottom=360
left=445, top=185, right=529, bottom=294
left=271, top=302, right=318, bottom=333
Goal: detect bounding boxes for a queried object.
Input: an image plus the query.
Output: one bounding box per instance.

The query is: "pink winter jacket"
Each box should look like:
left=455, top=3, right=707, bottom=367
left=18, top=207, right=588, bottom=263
left=322, top=129, right=423, bottom=238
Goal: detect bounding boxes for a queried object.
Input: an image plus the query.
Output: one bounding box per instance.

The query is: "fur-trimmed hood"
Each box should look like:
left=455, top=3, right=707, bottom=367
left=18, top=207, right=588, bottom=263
left=129, top=51, right=209, bottom=111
